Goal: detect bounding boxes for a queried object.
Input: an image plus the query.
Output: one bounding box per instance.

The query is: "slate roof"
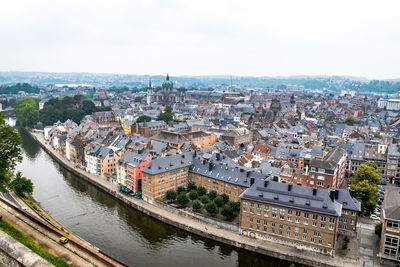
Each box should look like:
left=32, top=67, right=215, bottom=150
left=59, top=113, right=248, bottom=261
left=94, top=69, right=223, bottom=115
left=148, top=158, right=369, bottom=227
left=383, top=186, right=400, bottom=221
left=142, top=152, right=194, bottom=175
left=240, top=179, right=342, bottom=216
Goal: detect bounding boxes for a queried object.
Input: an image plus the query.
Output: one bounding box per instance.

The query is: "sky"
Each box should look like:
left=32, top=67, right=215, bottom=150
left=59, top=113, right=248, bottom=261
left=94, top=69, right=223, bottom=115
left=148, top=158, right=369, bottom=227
left=0, top=0, right=400, bottom=79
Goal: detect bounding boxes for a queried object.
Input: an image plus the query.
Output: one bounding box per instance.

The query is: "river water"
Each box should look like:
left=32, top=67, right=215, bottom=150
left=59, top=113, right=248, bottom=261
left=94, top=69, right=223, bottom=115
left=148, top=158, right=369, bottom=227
left=8, top=117, right=290, bottom=267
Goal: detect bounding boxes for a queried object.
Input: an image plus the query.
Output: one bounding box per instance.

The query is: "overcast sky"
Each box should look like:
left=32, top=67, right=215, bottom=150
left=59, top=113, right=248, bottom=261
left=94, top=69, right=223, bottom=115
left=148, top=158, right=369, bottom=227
left=1, top=0, right=399, bottom=79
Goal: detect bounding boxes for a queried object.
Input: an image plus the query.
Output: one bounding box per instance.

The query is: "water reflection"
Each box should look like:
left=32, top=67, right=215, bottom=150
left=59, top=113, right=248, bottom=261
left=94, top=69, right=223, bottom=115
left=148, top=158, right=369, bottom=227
left=13, top=120, right=291, bottom=267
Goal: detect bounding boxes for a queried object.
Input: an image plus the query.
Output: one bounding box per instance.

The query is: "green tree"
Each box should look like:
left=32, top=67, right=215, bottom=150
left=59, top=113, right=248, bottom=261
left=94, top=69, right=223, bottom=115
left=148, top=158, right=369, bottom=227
left=189, top=190, right=198, bottom=200
left=192, top=200, right=202, bottom=211
left=345, top=117, right=356, bottom=125
left=200, top=195, right=210, bottom=204
left=177, top=192, right=189, bottom=207
left=165, top=189, right=177, bottom=201
left=350, top=163, right=380, bottom=186
left=208, top=190, right=217, bottom=200
left=351, top=179, right=378, bottom=212
left=15, top=98, right=40, bottom=127
left=0, top=113, right=22, bottom=191
left=220, top=193, right=229, bottom=204
left=214, top=196, right=224, bottom=208
left=221, top=204, right=234, bottom=219
left=9, top=172, right=33, bottom=196
left=177, top=186, right=186, bottom=195
left=157, top=105, right=175, bottom=123
left=375, top=221, right=382, bottom=236
left=187, top=181, right=197, bottom=192
left=136, top=115, right=151, bottom=123
left=373, top=133, right=381, bottom=138
left=205, top=202, right=217, bottom=215
left=197, top=186, right=207, bottom=196
left=228, top=200, right=240, bottom=211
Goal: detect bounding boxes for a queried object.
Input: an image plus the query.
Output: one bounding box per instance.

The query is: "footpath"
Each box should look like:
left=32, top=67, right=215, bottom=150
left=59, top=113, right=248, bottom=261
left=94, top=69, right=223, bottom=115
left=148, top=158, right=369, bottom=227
left=31, top=131, right=362, bottom=267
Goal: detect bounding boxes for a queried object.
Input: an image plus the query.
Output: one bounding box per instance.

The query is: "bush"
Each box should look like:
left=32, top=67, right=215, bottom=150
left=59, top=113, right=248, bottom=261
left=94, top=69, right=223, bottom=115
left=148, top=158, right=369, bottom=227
left=200, top=195, right=210, bottom=204
left=375, top=221, right=382, bottom=236
left=177, top=192, right=189, bottom=207
left=165, top=189, right=177, bottom=201
left=221, top=204, right=234, bottom=219
left=197, top=186, right=207, bottom=196
left=177, top=186, right=186, bottom=195
left=187, top=181, right=197, bottom=192
left=214, top=196, right=224, bottom=208
left=221, top=193, right=229, bottom=204
left=344, top=236, right=350, bottom=244
left=192, top=200, right=202, bottom=211
left=208, top=190, right=217, bottom=200
left=206, top=202, right=217, bottom=215
left=189, top=190, right=198, bottom=200
left=341, top=242, right=348, bottom=250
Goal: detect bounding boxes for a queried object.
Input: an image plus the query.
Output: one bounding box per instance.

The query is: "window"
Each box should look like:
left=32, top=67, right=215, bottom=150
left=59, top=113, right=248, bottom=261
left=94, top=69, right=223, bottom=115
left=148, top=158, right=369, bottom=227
left=294, top=227, right=299, bottom=233
left=320, top=216, right=326, bottom=222
left=250, top=208, right=254, bottom=214
left=312, top=221, right=317, bottom=227
left=263, top=226, right=267, bottom=232
left=313, top=231, right=321, bottom=237
left=280, top=215, right=285, bottom=220
left=286, top=231, right=291, bottom=237
left=257, top=204, right=262, bottom=208
left=304, top=212, right=309, bottom=218
left=302, top=235, right=307, bottom=241
left=318, top=239, right=323, bottom=244
left=249, top=223, right=253, bottom=229
left=312, top=214, right=318, bottom=220
left=310, top=237, right=315, bottom=243
left=249, top=217, right=253, bottom=222
left=321, top=223, right=325, bottom=228
left=280, top=209, right=285, bottom=215
left=295, top=218, right=300, bottom=223
left=287, top=216, right=292, bottom=222
left=296, top=211, right=301, bottom=216
left=279, top=224, right=283, bottom=229
left=329, top=225, right=334, bottom=230
left=278, top=230, right=282, bottom=236
left=271, top=222, right=276, bottom=227
left=288, top=209, right=293, bottom=215
left=250, top=202, right=254, bottom=207
left=303, top=219, right=308, bottom=225
left=329, top=217, right=335, bottom=223
left=294, top=233, right=299, bottom=239
left=256, top=219, right=261, bottom=224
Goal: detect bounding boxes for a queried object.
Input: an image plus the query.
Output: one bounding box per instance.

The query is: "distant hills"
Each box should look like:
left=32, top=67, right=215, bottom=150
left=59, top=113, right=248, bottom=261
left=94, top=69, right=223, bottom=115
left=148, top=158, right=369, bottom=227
left=0, top=71, right=399, bottom=94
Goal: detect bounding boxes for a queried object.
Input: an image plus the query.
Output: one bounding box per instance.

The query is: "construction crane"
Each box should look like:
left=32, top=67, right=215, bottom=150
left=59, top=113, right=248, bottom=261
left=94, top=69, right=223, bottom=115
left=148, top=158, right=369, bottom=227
left=350, top=83, right=361, bottom=97
left=225, top=75, right=239, bottom=96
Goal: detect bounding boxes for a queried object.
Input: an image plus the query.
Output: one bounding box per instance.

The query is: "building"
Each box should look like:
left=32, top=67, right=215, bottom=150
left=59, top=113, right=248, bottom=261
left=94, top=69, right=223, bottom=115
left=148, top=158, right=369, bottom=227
left=189, top=153, right=264, bottom=201
left=141, top=152, right=193, bottom=203
left=85, top=145, right=120, bottom=177
left=117, top=151, right=152, bottom=192
left=221, top=128, right=253, bottom=147
left=121, top=120, right=135, bottom=134
left=153, top=74, right=185, bottom=105
left=92, top=111, right=118, bottom=126
left=379, top=186, right=400, bottom=264
left=134, top=121, right=168, bottom=138
left=240, top=179, right=344, bottom=255
left=309, top=147, right=347, bottom=189
left=151, top=130, right=216, bottom=149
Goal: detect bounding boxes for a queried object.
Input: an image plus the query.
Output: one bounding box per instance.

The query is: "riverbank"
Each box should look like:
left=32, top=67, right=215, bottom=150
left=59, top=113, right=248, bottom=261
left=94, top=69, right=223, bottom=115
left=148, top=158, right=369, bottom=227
left=29, top=130, right=361, bottom=267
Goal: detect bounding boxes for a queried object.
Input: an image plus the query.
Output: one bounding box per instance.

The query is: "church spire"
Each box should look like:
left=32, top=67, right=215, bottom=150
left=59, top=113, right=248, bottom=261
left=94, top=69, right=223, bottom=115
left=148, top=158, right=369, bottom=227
left=148, top=79, right=152, bottom=88
left=166, top=73, right=170, bottom=81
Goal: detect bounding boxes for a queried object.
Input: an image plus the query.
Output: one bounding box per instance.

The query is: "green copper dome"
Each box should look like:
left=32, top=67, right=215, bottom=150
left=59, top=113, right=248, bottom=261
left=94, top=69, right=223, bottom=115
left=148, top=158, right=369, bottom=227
left=162, top=74, right=173, bottom=90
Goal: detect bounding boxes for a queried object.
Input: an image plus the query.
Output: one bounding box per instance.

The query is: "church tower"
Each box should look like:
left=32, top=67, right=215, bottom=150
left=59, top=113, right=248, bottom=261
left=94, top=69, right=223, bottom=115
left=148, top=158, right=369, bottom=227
left=146, top=79, right=153, bottom=105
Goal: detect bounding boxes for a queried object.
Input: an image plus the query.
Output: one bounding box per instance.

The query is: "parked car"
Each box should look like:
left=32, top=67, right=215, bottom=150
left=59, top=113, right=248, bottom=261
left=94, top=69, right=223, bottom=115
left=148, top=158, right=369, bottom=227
left=59, top=236, right=69, bottom=244
left=370, top=214, right=380, bottom=220
left=381, top=178, right=387, bottom=185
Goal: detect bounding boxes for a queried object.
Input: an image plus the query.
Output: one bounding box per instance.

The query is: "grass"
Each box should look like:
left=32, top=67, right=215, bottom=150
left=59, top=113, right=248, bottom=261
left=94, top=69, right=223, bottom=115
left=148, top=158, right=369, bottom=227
left=0, top=218, right=71, bottom=267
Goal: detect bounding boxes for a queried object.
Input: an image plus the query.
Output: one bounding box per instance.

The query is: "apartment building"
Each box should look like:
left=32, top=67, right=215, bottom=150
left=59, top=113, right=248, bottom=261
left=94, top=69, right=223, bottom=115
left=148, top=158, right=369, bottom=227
left=117, top=151, right=152, bottom=192
left=379, top=186, right=400, bottom=264
left=85, top=145, right=119, bottom=177
left=221, top=127, right=253, bottom=147
left=240, top=179, right=344, bottom=256
left=141, top=152, right=193, bottom=203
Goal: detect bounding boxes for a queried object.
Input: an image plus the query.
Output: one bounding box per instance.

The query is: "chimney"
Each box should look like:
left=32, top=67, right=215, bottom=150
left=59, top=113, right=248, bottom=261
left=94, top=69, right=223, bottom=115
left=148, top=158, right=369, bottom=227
left=264, top=179, right=269, bottom=187
left=203, top=159, right=206, bottom=165
left=209, top=162, right=213, bottom=171
left=194, top=150, right=197, bottom=157
left=246, top=171, right=251, bottom=177
left=250, top=177, right=255, bottom=186
left=349, top=190, right=354, bottom=198
left=216, top=153, right=220, bottom=161
left=288, top=184, right=292, bottom=192
left=329, top=189, right=335, bottom=201
left=312, top=188, right=317, bottom=196
left=335, top=190, right=339, bottom=200
left=273, top=176, right=278, bottom=182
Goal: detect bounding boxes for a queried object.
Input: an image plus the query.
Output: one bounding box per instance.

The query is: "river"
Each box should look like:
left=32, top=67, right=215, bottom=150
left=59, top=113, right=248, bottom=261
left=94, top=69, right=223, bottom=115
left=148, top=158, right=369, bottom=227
left=8, top=117, right=290, bottom=267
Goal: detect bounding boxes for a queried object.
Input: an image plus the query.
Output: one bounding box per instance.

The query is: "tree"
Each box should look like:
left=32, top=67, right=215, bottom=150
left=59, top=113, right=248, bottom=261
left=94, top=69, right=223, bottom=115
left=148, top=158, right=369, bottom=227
left=136, top=115, right=151, bottom=123
left=375, top=221, right=382, bottom=236
left=0, top=113, right=22, bottom=191
left=345, top=117, right=356, bottom=126
left=177, top=186, right=186, bottom=195
left=208, top=190, right=217, bottom=200
left=351, top=179, right=378, bottom=212
left=177, top=192, right=189, bottom=207
left=165, top=189, right=177, bottom=201
left=228, top=200, right=240, bottom=211
left=205, top=202, right=217, bottom=215
left=214, top=196, right=224, bottom=208
left=220, top=193, right=229, bottom=204
left=200, top=195, right=210, bottom=204
left=192, top=200, right=202, bottom=211
left=187, top=181, right=197, bottom=192
left=350, top=163, right=380, bottom=186
left=157, top=105, right=175, bottom=123
left=221, top=205, right=234, bottom=219
left=9, top=172, right=33, bottom=196
left=197, top=186, right=207, bottom=196
left=189, top=190, right=198, bottom=200
left=373, top=133, right=381, bottom=138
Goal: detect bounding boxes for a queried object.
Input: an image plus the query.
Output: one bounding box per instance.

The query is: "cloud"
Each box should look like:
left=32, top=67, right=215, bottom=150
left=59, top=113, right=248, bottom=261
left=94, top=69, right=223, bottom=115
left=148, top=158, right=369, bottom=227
left=0, top=0, right=399, bottom=79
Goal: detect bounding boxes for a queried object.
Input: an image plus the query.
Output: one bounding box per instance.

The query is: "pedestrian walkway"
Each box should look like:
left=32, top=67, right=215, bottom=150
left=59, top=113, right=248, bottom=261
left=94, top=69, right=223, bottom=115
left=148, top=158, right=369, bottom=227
left=357, top=219, right=381, bottom=267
